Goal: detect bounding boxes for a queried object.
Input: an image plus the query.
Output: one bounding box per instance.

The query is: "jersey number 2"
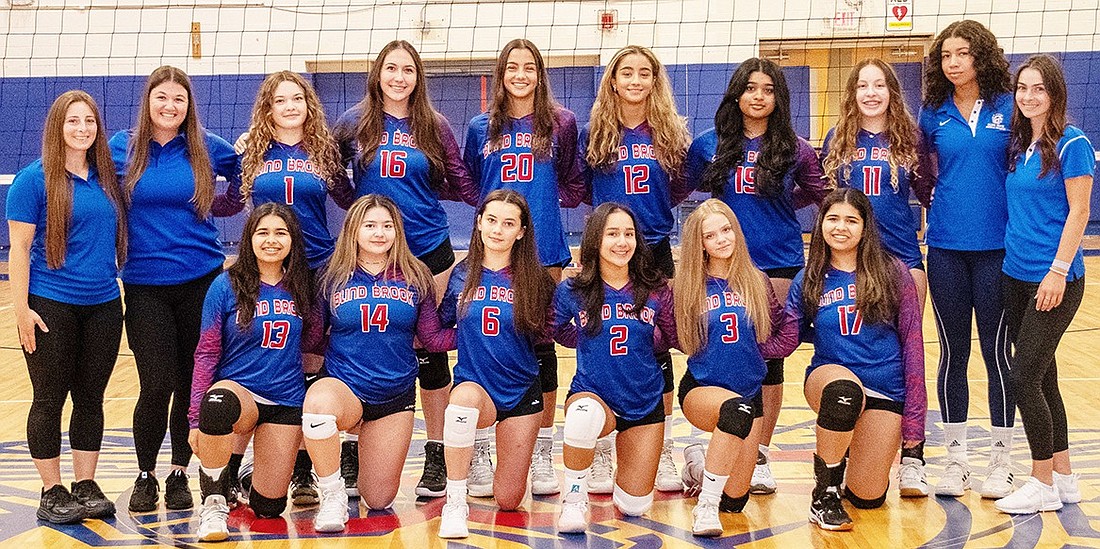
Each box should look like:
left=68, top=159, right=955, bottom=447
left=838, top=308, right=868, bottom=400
left=609, top=325, right=629, bottom=356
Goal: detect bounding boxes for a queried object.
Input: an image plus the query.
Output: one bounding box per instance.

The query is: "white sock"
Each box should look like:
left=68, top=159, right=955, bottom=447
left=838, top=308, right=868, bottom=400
left=564, top=467, right=589, bottom=497
left=699, top=469, right=728, bottom=505
left=201, top=465, right=225, bottom=480
left=446, top=478, right=467, bottom=501
left=942, top=422, right=968, bottom=461
left=317, top=471, right=342, bottom=491
left=538, top=427, right=553, bottom=440
left=475, top=428, right=492, bottom=443
left=663, top=416, right=673, bottom=443
left=990, top=426, right=1013, bottom=462
left=345, top=433, right=359, bottom=443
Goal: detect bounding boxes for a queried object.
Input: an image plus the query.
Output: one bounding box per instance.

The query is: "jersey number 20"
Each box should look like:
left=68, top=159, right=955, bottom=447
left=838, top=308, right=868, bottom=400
left=501, top=153, right=534, bottom=183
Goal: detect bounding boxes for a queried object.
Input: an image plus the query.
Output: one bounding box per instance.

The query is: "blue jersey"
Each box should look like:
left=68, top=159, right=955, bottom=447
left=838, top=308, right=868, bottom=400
left=918, top=93, right=1012, bottom=250
left=5, top=160, right=121, bottom=305
left=442, top=261, right=541, bottom=412
left=822, top=128, right=923, bottom=268
left=324, top=267, right=453, bottom=404
left=1004, top=126, right=1095, bottom=283
left=109, top=130, right=241, bottom=285
left=464, top=111, right=585, bottom=267
left=686, top=130, right=827, bottom=270
left=553, top=279, right=676, bottom=421
left=685, top=277, right=771, bottom=399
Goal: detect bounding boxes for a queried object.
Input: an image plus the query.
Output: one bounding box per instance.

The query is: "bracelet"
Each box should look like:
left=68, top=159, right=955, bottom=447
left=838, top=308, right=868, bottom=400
left=1052, top=259, right=1071, bottom=272
left=1049, top=266, right=1068, bottom=277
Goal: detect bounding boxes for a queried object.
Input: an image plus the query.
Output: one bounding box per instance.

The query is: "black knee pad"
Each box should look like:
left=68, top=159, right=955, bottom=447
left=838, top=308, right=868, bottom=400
left=816, top=379, right=864, bottom=432
left=716, top=397, right=754, bottom=439
left=416, top=350, right=452, bottom=390
left=719, top=492, right=749, bottom=513
left=249, top=488, right=288, bottom=518
left=844, top=486, right=886, bottom=509
left=199, top=388, right=241, bottom=436
left=656, top=350, right=674, bottom=394
left=535, top=343, right=558, bottom=392
left=763, top=358, right=784, bottom=386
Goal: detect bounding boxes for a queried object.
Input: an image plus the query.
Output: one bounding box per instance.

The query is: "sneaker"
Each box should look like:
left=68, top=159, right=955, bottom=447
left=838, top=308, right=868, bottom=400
left=934, top=458, right=971, bottom=497
left=196, top=494, right=230, bottom=542
left=38, top=484, right=88, bottom=524
left=589, top=439, right=614, bottom=494
left=809, top=486, right=852, bottom=531
left=290, top=468, right=319, bottom=506
left=897, top=457, right=930, bottom=497
left=128, top=472, right=159, bottom=513
left=691, top=500, right=722, bottom=537
left=530, top=438, right=559, bottom=495
left=340, top=440, right=359, bottom=498
left=438, top=499, right=470, bottom=539
left=468, top=439, right=495, bottom=497
left=313, top=483, right=349, bottom=533
left=71, top=479, right=115, bottom=519
left=164, top=470, right=194, bottom=510
left=557, top=491, right=589, bottom=534
left=681, top=443, right=705, bottom=497
left=415, top=441, right=447, bottom=498
left=226, top=473, right=248, bottom=509
left=980, top=459, right=1015, bottom=499
left=995, top=477, right=1063, bottom=514
left=656, top=439, right=682, bottom=492
left=239, top=457, right=253, bottom=494
left=750, top=451, right=777, bottom=494
left=1054, top=471, right=1081, bottom=504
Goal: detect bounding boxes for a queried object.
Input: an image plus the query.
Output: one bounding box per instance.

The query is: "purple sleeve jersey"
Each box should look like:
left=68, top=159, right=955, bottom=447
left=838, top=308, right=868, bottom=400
left=685, top=277, right=769, bottom=399
left=557, top=279, right=669, bottom=421
left=448, top=261, right=541, bottom=412
left=250, top=141, right=337, bottom=269
left=822, top=128, right=923, bottom=269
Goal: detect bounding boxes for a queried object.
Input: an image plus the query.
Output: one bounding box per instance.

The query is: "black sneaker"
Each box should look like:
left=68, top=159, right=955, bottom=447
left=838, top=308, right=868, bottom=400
left=71, top=479, right=115, bottom=519
left=164, top=470, right=194, bottom=510
left=128, top=472, right=159, bottom=513
left=226, top=473, right=248, bottom=509
left=341, top=440, right=359, bottom=498
left=415, top=441, right=447, bottom=498
left=38, top=484, right=88, bottom=524
left=809, top=454, right=852, bottom=531
left=290, top=468, right=318, bottom=506
left=239, top=456, right=254, bottom=494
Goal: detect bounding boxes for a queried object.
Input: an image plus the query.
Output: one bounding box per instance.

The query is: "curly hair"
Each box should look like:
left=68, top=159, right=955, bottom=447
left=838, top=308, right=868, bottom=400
left=487, top=39, right=560, bottom=160
left=1008, top=55, right=1069, bottom=179
left=923, top=19, right=1011, bottom=108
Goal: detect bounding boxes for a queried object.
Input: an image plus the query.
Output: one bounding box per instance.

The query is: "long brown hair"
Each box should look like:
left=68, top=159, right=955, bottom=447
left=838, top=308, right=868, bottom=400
left=586, top=45, right=690, bottom=177
left=802, top=188, right=899, bottom=324
left=124, top=66, right=215, bottom=218
left=229, top=202, right=313, bottom=329
left=674, top=199, right=770, bottom=355
left=41, top=91, right=127, bottom=269
left=460, top=189, right=553, bottom=338
left=1008, top=54, right=1069, bottom=178
left=487, top=39, right=559, bottom=160
left=240, top=71, right=344, bottom=203
left=823, top=59, right=920, bottom=193
left=923, top=20, right=1011, bottom=108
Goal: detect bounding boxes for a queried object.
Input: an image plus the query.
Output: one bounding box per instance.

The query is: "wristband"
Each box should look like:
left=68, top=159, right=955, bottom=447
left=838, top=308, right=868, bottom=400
left=1049, top=266, right=1068, bottom=277
left=1052, top=259, right=1071, bottom=272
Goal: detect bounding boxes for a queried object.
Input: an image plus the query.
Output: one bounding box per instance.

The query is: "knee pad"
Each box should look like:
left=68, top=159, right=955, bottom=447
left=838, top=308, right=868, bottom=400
left=199, top=388, right=241, bottom=436
left=719, top=491, right=750, bottom=513
left=716, top=397, right=754, bottom=439
left=535, top=343, right=558, bottom=392
left=613, top=485, right=653, bottom=516
left=301, top=413, right=338, bottom=440
left=443, top=404, right=479, bottom=448
left=844, top=486, right=887, bottom=509
left=563, top=397, right=605, bottom=450
left=763, top=358, right=784, bottom=385
left=817, top=379, right=863, bottom=432
left=657, top=350, right=674, bottom=393
left=249, top=488, right=288, bottom=518
left=417, top=350, right=452, bottom=390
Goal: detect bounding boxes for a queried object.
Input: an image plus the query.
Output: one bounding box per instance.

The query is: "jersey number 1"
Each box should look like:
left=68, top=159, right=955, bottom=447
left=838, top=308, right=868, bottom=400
left=283, top=176, right=294, bottom=205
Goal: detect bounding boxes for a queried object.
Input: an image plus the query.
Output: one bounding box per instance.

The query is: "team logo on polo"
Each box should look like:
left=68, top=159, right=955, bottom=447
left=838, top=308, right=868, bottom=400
left=987, top=113, right=1007, bottom=131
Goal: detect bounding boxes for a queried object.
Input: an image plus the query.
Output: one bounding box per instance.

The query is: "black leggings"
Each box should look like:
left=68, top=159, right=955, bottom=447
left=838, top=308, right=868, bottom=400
left=125, top=268, right=220, bottom=472
left=25, top=295, right=122, bottom=460
left=1003, top=274, right=1084, bottom=462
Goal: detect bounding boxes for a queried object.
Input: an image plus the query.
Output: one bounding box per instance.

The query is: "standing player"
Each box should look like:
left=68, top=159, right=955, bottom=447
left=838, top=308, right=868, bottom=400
left=437, top=190, right=556, bottom=538
left=7, top=91, right=127, bottom=523
left=464, top=38, right=586, bottom=497
left=820, top=59, right=930, bottom=496
left=188, top=203, right=320, bottom=542
left=786, top=188, right=925, bottom=530
left=996, top=55, right=1093, bottom=514
left=333, top=40, right=477, bottom=498
left=582, top=45, right=693, bottom=493
left=687, top=57, right=829, bottom=495
left=919, top=20, right=1015, bottom=498
left=110, top=66, right=242, bottom=512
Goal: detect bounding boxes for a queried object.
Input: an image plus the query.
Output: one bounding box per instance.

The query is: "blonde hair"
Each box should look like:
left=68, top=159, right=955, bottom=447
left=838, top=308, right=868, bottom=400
left=674, top=199, right=771, bottom=356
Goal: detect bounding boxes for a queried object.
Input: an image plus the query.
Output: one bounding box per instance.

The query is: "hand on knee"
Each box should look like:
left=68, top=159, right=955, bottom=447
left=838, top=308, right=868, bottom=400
left=563, top=397, right=605, bottom=450
left=301, top=413, right=338, bottom=440
left=613, top=484, right=653, bottom=516
left=443, top=404, right=479, bottom=448
left=199, top=388, right=241, bottom=436
left=816, top=379, right=863, bottom=432
left=716, top=397, right=754, bottom=439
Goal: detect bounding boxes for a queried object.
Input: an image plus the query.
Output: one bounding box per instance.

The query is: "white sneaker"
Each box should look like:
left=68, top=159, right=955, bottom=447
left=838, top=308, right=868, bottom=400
left=691, top=500, right=722, bottom=537
left=313, top=484, right=349, bottom=533
left=196, top=494, right=229, bottom=542
left=681, top=443, right=705, bottom=497
left=980, top=459, right=1015, bottom=499
left=530, top=438, right=559, bottom=495
left=995, top=477, right=1062, bottom=514
left=589, top=439, right=614, bottom=494
left=934, top=458, right=971, bottom=497
left=438, top=499, right=470, bottom=538
left=750, top=450, right=777, bottom=494
left=656, top=439, right=682, bottom=492
left=898, top=457, right=930, bottom=497
left=468, top=439, right=494, bottom=497
left=1053, top=471, right=1081, bottom=504
left=557, top=492, right=589, bottom=534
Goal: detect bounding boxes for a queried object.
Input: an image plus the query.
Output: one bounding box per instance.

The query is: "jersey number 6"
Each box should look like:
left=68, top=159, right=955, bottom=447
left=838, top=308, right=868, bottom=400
left=482, top=306, right=500, bottom=336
